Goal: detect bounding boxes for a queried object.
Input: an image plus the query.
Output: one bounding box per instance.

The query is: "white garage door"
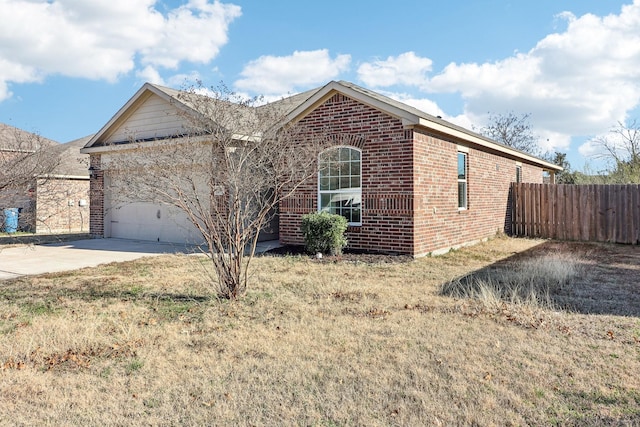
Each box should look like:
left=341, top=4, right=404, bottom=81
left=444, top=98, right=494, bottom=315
left=109, top=202, right=203, bottom=244
left=102, top=166, right=205, bottom=245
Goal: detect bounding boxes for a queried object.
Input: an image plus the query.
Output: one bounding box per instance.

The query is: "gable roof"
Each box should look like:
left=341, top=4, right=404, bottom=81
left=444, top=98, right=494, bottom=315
left=0, top=123, right=89, bottom=180
left=81, top=80, right=560, bottom=171
left=82, top=82, right=297, bottom=151
left=284, top=81, right=561, bottom=171
left=47, top=135, right=92, bottom=177
left=259, top=87, right=322, bottom=117
left=82, top=83, right=193, bottom=151
left=0, top=126, right=91, bottom=178
left=0, top=123, right=58, bottom=151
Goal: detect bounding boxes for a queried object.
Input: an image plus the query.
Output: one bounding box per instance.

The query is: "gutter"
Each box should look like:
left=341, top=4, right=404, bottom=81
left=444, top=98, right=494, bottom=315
left=413, top=118, right=562, bottom=171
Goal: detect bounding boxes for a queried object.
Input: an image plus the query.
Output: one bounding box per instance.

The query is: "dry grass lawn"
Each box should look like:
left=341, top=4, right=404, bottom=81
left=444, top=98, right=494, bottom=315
left=1, top=236, right=639, bottom=426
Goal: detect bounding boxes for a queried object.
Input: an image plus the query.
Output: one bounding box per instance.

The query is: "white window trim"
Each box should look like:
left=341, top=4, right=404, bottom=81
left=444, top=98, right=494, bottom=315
left=457, top=151, right=468, bottom=211
left=318, top=146, right=363, bottom=226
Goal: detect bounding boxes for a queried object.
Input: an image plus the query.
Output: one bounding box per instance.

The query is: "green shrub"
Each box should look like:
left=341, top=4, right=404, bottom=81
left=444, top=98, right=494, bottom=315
left=301, top=211, right=348, bottom=255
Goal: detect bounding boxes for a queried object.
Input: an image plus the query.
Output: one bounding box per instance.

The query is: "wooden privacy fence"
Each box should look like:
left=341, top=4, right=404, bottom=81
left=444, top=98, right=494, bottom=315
left=510, top=183, right=640, bottom=244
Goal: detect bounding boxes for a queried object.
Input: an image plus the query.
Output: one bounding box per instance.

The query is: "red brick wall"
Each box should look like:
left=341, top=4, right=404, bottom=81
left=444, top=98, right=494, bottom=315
left=88, top=154, right=104, bottom=237
left=413, top=129, right=543, bottom=255
left=280, top=93, right=415, bottom=254
left=280, top=93, right=545, bottom=256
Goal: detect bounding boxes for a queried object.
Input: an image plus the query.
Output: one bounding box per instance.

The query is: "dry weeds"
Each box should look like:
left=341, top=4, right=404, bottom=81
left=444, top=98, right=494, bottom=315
left=1, top=236, right=639, bottom=426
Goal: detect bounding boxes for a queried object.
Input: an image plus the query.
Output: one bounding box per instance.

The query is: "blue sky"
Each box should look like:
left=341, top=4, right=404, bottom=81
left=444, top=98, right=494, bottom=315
left=1, top=0, right=639, bottom=172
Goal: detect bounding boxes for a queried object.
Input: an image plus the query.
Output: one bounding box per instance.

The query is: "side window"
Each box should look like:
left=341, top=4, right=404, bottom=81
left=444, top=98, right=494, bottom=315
left=516, top=165, right=522, bottom=183
left=318, top=147, right=362, bottom=225
left=457, top=152, right=467, bottom=210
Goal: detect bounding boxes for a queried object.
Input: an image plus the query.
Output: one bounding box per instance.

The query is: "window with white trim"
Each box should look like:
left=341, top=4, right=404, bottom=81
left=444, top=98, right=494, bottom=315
left=318, top=146, right=362, bottom=225
left=516, top=165, right=522, bottom=183
left=457, top=152, right=467, bottom=210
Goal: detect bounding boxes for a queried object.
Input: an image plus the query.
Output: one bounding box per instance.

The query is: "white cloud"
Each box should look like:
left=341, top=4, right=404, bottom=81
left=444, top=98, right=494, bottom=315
left=537, top=130, right=572, bottom=153
left=425, top=1, right=640, bottom=151
left=578, top=138, right=602, bottom=158
left=136, top=67, right=205, bottom=89
left=141, top=0, right=241, bottom=68
left=446, top=113, right=477, bottom=132
left=380, top=91, right=444, bottom=117
left=234, top=49, right=351, bottom=94
left=0, top=57, right=42, bottom=100
left=0, top=0, right=241, bottom=101
left=166, top=71, right=204, bottom=89
left=397, top=97, right=480, bottom=134
left=136, top=66, right=165, bottom=86
left=357, top=52, right=433, bottom=88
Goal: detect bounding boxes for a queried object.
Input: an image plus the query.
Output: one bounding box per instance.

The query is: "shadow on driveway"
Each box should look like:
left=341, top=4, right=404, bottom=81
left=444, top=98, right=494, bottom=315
left=45, top=238, right=201, bottom=254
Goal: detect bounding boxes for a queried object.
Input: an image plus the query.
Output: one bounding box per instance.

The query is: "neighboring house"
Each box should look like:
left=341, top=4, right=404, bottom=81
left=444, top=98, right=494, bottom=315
left=1, top=123, right=57, bottom=232
left=0, top=123, right=90, bottom=233
left=34, top=136, right=91, bottom=233
left=81, top=81, right=561, bottom=256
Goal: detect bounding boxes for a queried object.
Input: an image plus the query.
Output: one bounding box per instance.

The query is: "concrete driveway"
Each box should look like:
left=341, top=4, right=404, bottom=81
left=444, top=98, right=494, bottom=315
left=0, top=238, right=282, bottom=281
left=0, top=238, right=200, bottom=281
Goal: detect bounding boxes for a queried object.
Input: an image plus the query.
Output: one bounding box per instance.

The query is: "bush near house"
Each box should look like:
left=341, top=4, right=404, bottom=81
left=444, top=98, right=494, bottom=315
left=301, top=211, right=348, bottom=255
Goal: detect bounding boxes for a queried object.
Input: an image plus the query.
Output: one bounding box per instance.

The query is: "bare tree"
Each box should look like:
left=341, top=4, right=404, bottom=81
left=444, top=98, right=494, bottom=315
left=592, top=120, right=640, bottom=183
left=0, top=124, right=60, bottom=232
left=479, top=112, right=541, bottom=155
left=104, top=84, right=327, bottom=299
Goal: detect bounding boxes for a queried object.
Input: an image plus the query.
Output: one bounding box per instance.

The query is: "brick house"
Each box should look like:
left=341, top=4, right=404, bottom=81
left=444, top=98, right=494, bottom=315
left=33, top=136, right=91, bottom=234
left=81, top=81, right=560, bottom=256
left=0, top=123, right=90, bottom=234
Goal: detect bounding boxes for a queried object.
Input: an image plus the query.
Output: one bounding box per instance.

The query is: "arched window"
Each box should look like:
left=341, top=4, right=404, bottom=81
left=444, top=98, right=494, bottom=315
left=318, top=146, right=362, bottom=225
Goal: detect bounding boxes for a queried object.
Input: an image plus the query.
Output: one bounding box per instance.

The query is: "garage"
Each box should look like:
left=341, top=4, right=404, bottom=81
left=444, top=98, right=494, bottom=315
left=107, top=201, right=203, bottom=244
left=82, top=83, right=281, bottom=245
left=102, top=167, right=203, bottom=244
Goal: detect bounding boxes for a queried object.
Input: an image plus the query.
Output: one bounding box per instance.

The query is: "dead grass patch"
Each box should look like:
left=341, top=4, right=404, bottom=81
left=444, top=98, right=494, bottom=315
left=441, top=248, right=585, bottom=329
left=1, top=237, right=639, bottom=425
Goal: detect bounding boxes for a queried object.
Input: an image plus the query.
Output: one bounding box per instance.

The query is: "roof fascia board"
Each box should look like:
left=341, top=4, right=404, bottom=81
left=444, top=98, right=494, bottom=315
left=283, top=81, right=421, bottom=126
left=81, top=133, right=233, bottom=155
left=37, top=174, right=89, bottom=180
left=328, top=83, right=421, bottom=123
left=280, top=82, right=335, bottom=126
left=416, top=118, right=561, bottom=170
left=0, top=148, right=36, bottom=154
left=80, top=133, right=261, bottom=155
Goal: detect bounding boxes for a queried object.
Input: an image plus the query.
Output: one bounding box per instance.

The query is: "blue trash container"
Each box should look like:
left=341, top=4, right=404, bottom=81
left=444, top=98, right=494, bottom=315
left=3, top=208, right=18, bottom=233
